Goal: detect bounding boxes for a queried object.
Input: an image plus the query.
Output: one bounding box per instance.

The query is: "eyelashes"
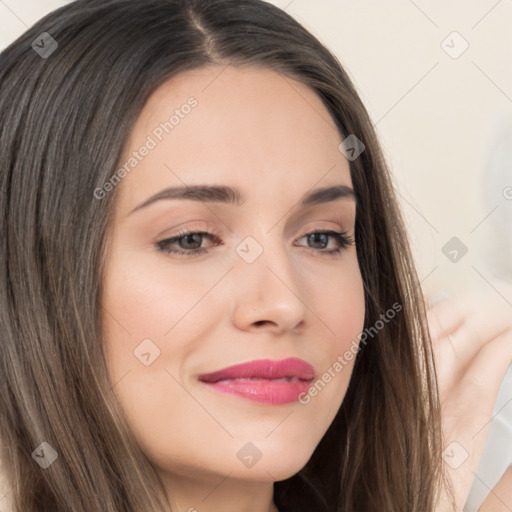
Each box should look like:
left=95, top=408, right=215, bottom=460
left=156, top=228, right=354, bottom=258
left=156, top=229, right=223, bottom=257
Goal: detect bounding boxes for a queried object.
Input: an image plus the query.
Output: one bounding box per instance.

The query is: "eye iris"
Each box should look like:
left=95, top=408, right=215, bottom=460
left=308, top=233, right=328, bottom=249
left=180, top=233, right=202, bottom=249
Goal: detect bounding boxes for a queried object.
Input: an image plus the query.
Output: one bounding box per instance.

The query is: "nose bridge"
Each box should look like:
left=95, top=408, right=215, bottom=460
left=234, top=228, right=295, bottom=290
left=229, top=228, right=308, bottom=331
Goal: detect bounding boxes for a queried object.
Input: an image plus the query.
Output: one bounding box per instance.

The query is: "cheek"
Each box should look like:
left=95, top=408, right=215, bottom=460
left=307, top=254, right=366, bottom=355
left=102, top=255, right=219, bottom=349
left=298, top=258, right=366, bottom=418
left=100, top=256, right=225, bottom=465
left=99, top=244, right=366, bottom=479
left=100, top=255, right=219, bottom=419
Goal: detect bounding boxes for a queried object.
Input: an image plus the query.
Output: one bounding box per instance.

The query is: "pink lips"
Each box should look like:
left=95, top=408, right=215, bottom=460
left=198, top=357, right=315, bottom=405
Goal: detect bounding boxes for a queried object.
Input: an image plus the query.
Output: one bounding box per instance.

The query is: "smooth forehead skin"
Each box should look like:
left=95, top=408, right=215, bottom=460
left=112, top=64, right=354, bottom=223
left=101, top=64, right=365, bottom=511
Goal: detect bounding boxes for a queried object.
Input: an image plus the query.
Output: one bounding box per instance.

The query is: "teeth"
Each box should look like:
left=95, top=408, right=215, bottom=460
left=216, top=376, right=301, bottom=383
left=273, top=377, right=300, bottom=383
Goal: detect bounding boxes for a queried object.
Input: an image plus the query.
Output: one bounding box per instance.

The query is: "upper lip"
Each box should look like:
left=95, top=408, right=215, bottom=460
left=198, top=357, right=315, bottom=383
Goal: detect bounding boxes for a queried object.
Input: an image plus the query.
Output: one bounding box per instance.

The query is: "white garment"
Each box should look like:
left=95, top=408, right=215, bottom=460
left=464, top=364, right=512, bottom=511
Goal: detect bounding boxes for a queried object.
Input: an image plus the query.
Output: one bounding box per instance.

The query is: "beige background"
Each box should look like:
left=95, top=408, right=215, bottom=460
left=0, top=2, right=511, bottom=510
left=1, top=0, right=512, bottom=297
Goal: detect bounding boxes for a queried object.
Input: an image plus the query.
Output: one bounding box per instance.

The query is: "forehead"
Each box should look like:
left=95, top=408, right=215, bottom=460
left=115, top=64, right=352, bottom=212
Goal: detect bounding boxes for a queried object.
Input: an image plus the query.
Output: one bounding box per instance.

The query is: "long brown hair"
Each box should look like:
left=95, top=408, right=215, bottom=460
left=0, top=0, right=450, bottom=510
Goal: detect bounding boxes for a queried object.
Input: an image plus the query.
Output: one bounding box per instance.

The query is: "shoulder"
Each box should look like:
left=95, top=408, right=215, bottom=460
left=0, top=466, right=14, bottom=512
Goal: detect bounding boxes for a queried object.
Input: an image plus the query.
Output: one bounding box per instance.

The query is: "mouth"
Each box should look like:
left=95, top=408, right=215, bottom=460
left=214, top=376, right=304, bottom=383
left=198, top=358, right=315, bottom=405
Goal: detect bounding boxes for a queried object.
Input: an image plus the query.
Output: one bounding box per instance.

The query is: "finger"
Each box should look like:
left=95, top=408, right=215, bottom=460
left=440, top=329, right=512, bottom=508
left=435, top=315, right=512, bottom=373
left=434, top=320, right=512, bottom=392
left=426, top=296, right=466, bottom=341
left=436, top=320, right=482, bottom=370
left=444, top=328, right=512, bottom=443
left=453, top=284, right=512, bottom=330
left=423, top=289, right=451, bottom=309
left=427, top=288, right=512, bottom=350
left=461, top=327, right=512, bottom=404
left=433, top=331, right=462, bottom=391
left=458, top=300, right=512, bottom=352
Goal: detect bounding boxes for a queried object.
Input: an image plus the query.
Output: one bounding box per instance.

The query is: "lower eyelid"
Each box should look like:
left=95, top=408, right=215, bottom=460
left=156, top=232, right=219, bottom=251
left=156, top=229, right=352, bottom=255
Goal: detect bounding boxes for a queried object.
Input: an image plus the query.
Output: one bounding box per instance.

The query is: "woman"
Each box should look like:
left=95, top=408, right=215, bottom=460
left=0, top=1, right=510, bottom=510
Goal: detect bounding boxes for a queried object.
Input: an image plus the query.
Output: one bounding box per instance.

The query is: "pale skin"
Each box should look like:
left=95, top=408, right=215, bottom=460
left=100, top=64, right=512, bottom=512
left=101, top=64, right=366, bottom=512
left=480, top=468, right=512, bottom=511
left=427, top=285, right=512, bottom=510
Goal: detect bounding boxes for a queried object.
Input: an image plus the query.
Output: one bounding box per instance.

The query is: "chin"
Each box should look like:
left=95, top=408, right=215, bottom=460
left=226, top=459, right=308, bottom=483
left=232, top=441, right=316, bottom=482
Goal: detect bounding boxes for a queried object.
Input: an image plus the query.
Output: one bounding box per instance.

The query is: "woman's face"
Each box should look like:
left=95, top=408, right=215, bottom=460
left=101, top=64, right=365, bottom=495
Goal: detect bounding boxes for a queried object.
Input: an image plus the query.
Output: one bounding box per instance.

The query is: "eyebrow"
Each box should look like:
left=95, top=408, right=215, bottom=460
left=127, top=183, right=357, bottom=216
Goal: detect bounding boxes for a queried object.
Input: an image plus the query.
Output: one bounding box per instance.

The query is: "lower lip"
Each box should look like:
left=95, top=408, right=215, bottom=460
left=201, top=378, right=312, bottom=405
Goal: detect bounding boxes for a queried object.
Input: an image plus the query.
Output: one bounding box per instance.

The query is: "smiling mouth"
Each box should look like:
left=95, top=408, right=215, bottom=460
left=198, top=357, right=315, bottom=383
left=197, top=357, right=315, bottom=405
left=214, top=376, right=305, bottom=383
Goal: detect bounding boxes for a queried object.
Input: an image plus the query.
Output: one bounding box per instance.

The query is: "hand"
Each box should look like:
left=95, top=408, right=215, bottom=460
left=425, top=283, right=512, bottom=510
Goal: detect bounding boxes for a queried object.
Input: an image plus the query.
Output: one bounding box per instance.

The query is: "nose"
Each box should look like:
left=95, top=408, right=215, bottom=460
left=230, top=239, right=308, bottom=335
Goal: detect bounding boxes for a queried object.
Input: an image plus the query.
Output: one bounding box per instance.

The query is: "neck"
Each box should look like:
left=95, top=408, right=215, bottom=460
left=159, top=469, right=280, bottom=512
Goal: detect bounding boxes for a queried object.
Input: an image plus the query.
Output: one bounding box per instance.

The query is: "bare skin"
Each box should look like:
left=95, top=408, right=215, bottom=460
left=99, top=62, right=512, bottom=511
left=480, top=467, right=512, bottom=511
left=427, top=284, right=512, bottom=510
left=101, top=64, right=365, bottom=512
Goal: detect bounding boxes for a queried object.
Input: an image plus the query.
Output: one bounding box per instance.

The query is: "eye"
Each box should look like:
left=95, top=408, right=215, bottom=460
left=156, top=229, right=222, bottom=257
left=155, top=228, right=354, bottom=258
left=295, top=230, right=354, bottom=255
